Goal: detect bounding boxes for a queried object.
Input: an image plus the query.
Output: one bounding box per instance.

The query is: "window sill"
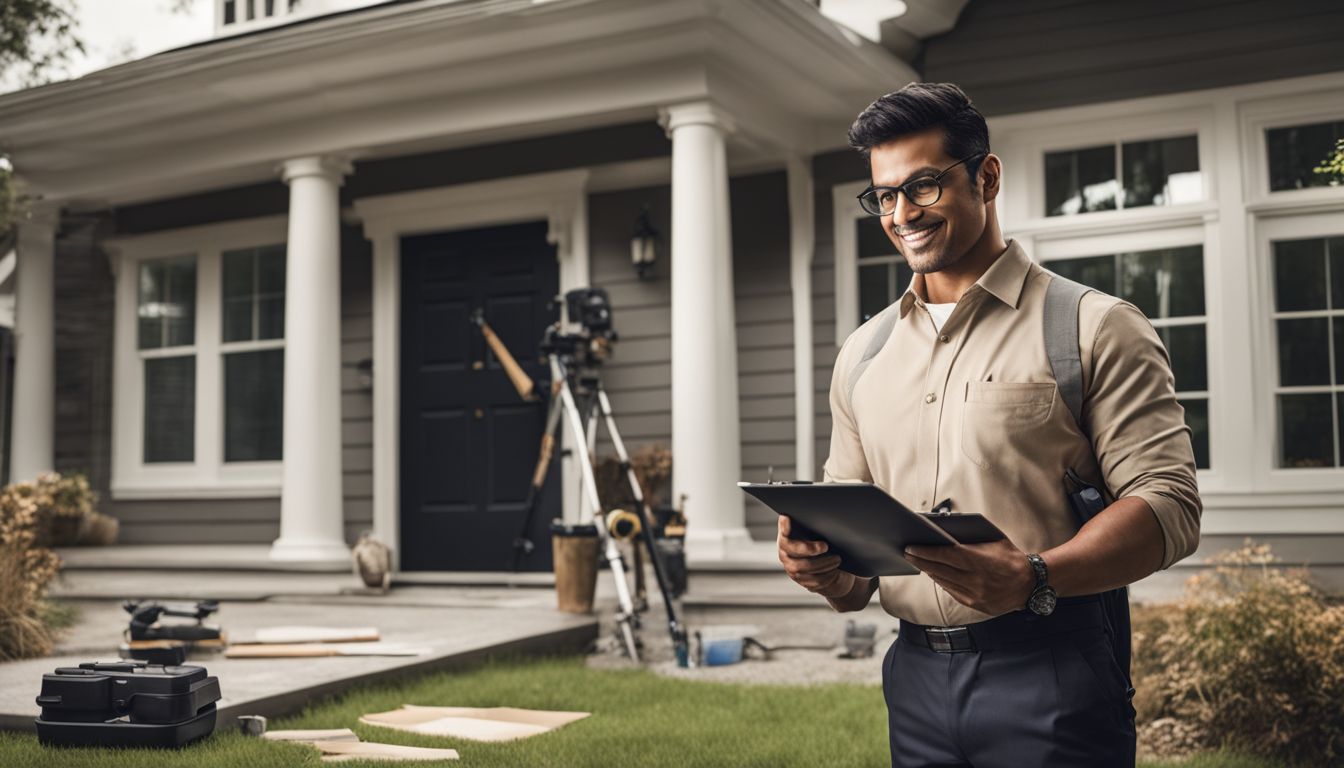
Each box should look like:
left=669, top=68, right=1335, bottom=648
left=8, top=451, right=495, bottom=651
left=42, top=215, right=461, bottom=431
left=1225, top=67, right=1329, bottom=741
left=110, top=483, right=282, bottom=501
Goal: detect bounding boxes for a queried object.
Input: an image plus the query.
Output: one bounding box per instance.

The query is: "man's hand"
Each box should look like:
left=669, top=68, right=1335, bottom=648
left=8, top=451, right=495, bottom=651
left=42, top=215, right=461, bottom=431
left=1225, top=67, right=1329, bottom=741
left=903, top=538, right=1036, bottom=616
left=776, top=515, right=881, bottom=614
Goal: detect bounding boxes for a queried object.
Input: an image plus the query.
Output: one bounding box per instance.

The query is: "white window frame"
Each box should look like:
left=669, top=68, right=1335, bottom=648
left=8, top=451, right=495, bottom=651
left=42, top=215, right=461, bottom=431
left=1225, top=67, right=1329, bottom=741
left=832, top=178, right=874, bottom=346
left=109, top=216, right=289, bottom=499
left=1253, top=212, right=1344, bottom=488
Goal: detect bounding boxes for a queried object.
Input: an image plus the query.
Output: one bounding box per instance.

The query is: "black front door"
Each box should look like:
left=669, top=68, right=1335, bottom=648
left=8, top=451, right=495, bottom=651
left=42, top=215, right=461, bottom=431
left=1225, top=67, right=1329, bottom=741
left=399, top=221, right=560, bottom=571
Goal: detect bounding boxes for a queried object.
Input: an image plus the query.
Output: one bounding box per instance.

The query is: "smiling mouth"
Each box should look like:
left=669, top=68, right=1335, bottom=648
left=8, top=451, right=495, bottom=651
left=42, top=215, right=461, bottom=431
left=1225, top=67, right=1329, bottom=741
left=897, top=221, right=943, bottom=249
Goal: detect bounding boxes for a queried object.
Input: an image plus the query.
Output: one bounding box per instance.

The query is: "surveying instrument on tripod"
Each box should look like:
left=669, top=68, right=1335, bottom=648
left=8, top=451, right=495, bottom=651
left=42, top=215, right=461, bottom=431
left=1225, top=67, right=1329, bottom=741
left=469, top=287, right=690, bottom=666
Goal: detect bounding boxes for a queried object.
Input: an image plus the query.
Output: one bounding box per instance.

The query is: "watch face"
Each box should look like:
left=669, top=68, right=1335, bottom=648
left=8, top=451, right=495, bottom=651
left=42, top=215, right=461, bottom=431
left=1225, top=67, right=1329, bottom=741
left=1029, top=586, right=1057, bottom=616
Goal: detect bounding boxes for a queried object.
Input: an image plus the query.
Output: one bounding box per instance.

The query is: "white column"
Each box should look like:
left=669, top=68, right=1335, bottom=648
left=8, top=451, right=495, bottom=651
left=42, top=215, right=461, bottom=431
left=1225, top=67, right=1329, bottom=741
left=10, top=202, right=59, bottom=483
left=787, top=157, right=816, bottom=481
left=271, top=155, right=352, bottom=565
left=659, top=102, right=751, bottom=561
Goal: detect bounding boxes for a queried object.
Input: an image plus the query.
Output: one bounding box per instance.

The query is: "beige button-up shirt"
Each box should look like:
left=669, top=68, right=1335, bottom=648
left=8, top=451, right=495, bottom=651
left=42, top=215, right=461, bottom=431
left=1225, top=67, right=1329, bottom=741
left=823, top=240, right=1202, bottom=627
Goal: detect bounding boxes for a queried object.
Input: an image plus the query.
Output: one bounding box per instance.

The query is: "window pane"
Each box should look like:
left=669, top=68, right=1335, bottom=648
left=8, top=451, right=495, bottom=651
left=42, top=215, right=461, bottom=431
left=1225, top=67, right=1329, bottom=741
left=859, top=263, right=888, bottom=323
left=257, top=245, right=286, bottom=340
left=164, top=260, right=196, bottom=347
left=1122, top=136, right=1201, bottom=207
left=224, top=0, right=235, bottom=24
left=1160, top=325, right=1208, bottom=392
left=1047, top=255, right=1114, bottom=294
left=1119, top=245, right=1204, bottom=319
left=1045, top=145, right=1117, bottom=217
left=137, top=262, right=165, bottom=349
left=1277, top=317, right=1330, bottom=386
left=225, top=350, right=284, bottom=462
left=1331, top=237, right=1344, bottom=310
left=1278, top=393, right=1334, bottom=468
left=1273, top=237, right=1327, bottom=312
left=857, top=217, right=895, bottom=258
left=1180, top=397, right=1209, bottom=470
left=223, top=297, right=252, bottom=343
left=895, top=262, right=914, bottom=299
left=1267, top=120, right=1344, bottom=192
left=144, top=356, right=194, bottom=463
left=1335, top=317, right=1344, bottom=386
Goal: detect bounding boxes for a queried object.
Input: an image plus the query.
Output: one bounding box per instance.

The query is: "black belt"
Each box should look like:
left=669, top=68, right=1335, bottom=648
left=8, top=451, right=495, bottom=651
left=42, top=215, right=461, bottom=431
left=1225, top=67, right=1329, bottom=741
left=899, top=596, right=1105, bottom=653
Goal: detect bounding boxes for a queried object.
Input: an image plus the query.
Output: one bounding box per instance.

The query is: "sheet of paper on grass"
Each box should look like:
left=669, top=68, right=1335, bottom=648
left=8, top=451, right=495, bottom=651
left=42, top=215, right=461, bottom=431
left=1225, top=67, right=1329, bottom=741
left=238, top=626, right=380, bottom=644
left=310, top=740, right=459, bottom=762
left=360, top=705, right=590, bottom=742
left=226, top=642, right=429, bottom=658
left=262, top=729, right=360, bottom=743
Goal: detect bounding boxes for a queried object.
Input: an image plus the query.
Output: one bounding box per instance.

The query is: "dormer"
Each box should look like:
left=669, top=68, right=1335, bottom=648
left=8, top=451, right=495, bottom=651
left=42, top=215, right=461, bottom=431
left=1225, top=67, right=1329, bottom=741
left=214, top=0, right=386, bottom=37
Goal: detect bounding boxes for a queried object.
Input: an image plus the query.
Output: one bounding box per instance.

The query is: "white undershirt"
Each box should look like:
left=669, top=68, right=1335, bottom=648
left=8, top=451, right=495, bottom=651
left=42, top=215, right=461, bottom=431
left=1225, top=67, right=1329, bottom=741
left=925, top=302, right=956, bottom=332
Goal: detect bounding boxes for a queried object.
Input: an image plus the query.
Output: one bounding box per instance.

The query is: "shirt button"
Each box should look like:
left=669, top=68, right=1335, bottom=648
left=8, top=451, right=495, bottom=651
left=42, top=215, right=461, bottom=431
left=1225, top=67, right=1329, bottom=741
left=939, top=334, right=950, bottom=343
left=925, top=393, right=937, bottom=403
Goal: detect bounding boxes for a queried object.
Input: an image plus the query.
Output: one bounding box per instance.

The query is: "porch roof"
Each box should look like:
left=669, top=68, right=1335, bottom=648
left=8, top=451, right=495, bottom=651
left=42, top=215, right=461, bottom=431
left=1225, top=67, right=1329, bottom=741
left=0, top=0, right=915, bottom=207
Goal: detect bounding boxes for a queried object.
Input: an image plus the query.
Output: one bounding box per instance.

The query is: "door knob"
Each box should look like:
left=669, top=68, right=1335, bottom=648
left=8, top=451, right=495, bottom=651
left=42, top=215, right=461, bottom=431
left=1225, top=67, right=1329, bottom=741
left=472, top=361, right=484, bottom=370
left=474, top=408, right=484, bottom=419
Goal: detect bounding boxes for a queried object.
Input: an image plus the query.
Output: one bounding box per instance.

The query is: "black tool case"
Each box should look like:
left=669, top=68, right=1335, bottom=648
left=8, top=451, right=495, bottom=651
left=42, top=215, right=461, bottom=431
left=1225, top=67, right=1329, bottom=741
left=34, top=661, right=221, bottom=748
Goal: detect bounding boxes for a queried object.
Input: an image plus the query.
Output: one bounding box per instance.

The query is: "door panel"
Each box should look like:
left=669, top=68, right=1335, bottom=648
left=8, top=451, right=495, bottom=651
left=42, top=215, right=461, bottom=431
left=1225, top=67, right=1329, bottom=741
left=399, top=221, right=560, bottom=571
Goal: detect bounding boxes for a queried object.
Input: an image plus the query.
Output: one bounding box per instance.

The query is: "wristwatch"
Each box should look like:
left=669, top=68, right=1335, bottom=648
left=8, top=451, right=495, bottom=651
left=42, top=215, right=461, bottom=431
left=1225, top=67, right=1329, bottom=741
left=1025, top=553, right=1057, bottom=616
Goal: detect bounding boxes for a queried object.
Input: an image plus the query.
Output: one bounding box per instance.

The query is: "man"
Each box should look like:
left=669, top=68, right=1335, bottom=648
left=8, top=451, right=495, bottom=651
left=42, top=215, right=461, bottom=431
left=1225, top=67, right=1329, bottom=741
left=777, top=82, right=1201, bottom=767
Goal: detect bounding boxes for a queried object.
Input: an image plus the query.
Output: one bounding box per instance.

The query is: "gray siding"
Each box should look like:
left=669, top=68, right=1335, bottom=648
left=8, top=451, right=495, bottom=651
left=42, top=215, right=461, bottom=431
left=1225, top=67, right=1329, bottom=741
left=810, top=150, right=871, bottom=484
left=920, top=0, right=1344, bottom=116
left=588, top=171, right=796, bottom=541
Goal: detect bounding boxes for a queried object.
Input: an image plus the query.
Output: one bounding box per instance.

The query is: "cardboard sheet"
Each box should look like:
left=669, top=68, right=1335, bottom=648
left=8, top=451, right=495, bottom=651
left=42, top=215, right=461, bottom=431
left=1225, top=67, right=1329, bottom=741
left=312, top=740, right=460, bottom=762
left=262, top=728, right=360, bottom=743
left=244, top=626, right=381, bottom=644
left=359, top=704, right=590, bottom=742
left=226, top=642, right=429, bottom=658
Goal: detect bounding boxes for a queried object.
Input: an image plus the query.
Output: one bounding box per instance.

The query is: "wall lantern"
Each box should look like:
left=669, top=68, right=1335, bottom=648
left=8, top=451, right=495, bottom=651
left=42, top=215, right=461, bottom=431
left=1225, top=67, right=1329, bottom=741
left=630, top=205, right=660, bottom=280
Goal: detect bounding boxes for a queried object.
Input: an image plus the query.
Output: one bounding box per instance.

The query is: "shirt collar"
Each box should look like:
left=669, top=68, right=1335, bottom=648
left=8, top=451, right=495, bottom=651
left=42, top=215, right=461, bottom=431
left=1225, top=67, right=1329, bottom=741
left=898, top=239, right=1031, bottom=319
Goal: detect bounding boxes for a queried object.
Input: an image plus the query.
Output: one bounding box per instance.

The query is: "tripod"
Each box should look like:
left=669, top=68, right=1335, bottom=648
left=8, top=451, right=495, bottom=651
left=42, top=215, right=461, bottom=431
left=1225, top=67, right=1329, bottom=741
left=473, top=304, right=689, bottom=665
left=535, top=351, right=689, bottom=663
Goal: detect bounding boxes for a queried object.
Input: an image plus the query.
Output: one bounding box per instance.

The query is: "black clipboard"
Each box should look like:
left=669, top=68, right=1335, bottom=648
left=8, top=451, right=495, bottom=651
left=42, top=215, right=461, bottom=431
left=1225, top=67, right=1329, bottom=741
left=740, top=482, right=1006, bottom=578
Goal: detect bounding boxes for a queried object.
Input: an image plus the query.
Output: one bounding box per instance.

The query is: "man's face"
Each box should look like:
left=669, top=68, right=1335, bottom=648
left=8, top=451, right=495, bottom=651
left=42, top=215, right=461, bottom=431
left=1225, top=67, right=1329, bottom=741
left=868, top=127, right=988, bottom=275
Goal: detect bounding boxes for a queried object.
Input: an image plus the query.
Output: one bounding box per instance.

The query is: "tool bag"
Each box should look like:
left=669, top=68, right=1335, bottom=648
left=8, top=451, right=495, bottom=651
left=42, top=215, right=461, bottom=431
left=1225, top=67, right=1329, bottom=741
left=845, top=271, right=1134, bottom=688
left=34, top=661, right=221, bottom=748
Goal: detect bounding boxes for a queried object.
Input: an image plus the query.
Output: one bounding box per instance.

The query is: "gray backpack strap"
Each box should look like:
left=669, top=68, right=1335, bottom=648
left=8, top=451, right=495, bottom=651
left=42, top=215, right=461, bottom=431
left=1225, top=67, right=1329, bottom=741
left=1043, top=271, right=1093, bottom=429
left=846, top=308, right=900, bottom=410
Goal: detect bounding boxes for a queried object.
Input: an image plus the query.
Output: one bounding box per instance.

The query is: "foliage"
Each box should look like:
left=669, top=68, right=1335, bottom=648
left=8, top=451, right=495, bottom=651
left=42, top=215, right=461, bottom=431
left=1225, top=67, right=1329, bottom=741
left=0, top=479, right=62, bottom=660
left=0, top=0, right=84, bottom=89
left=1132, top=540, right=1344, bottom=767
left=0, top=471, right=116, bottom=547
left=1313, top=137, right=1344, bottom=186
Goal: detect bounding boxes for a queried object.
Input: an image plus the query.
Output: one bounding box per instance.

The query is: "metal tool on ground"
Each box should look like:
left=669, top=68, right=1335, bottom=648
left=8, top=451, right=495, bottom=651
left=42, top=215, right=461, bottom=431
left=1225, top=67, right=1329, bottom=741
left=840, top=620, right=878, bottom=659
left=34, top=661, right=221, bottom=748
left=471, top=287, right=690, bottom=666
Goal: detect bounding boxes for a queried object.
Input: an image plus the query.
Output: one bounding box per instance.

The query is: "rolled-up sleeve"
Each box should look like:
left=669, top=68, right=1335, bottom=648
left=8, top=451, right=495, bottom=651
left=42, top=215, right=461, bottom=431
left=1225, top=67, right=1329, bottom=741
left=1084, top=302, right=1202, bottom=569
left=822, top=334, right=873, bottom=485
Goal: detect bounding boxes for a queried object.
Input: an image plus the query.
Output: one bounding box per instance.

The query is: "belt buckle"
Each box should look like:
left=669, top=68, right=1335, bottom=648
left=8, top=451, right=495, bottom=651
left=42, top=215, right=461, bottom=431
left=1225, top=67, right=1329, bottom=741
left=925, top=627, right=975, bottom=653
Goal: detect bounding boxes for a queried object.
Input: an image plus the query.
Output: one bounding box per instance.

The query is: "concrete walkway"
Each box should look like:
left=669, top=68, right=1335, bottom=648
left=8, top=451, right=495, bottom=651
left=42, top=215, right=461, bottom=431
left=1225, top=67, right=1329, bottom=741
left=0, top=570, right=597, bottom=732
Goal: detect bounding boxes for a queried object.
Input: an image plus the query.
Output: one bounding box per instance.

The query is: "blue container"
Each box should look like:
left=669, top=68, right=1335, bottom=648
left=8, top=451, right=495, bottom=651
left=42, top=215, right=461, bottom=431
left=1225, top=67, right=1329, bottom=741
left=702, top=636, right=744, bottom=666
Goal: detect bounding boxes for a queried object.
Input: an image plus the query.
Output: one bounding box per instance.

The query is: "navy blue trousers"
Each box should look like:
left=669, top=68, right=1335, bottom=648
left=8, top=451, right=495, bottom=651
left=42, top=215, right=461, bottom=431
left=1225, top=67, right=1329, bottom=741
left=882, top=626, right=1136, bottom=767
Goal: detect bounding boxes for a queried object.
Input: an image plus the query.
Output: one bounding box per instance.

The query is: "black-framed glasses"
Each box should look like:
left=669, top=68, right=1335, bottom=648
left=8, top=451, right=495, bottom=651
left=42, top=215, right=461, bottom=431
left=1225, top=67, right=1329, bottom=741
left=857, top=153, right=986, bottom=216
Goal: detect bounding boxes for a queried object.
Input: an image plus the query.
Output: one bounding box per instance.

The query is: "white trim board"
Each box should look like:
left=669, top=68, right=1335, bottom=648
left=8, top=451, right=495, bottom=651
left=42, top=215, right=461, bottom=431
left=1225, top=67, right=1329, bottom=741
left=106, top=215, right=289, bottom=500
left=350, top=169, right=593, bottom=570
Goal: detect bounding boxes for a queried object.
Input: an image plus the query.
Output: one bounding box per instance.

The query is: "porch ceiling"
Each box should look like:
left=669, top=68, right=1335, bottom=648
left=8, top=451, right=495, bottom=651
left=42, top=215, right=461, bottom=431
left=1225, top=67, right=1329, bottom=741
left=0, top=0, right=913, bottom=206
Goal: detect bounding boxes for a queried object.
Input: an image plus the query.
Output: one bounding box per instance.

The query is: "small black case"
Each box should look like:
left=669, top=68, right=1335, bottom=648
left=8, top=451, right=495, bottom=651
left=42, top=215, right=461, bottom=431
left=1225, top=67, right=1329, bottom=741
left=34, top=661, right=221, bottom=748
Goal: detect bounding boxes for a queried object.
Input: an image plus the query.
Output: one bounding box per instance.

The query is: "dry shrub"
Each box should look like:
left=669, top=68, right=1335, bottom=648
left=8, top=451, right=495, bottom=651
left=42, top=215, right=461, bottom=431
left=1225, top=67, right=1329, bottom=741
left=2, top=472, right=115, bottom=547
left=1132, top=539, right=1344, bottom=766
left=0, top=483, right=62, bottom=660
left=595, top=444, right=672, bottom=511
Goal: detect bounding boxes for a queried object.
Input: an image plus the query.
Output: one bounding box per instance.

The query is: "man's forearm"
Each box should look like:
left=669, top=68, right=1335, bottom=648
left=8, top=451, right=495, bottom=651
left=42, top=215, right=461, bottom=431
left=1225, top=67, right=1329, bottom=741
left=1043, top=496, right=1165, bottom=597
left=824, top=573, right=879, bottom=612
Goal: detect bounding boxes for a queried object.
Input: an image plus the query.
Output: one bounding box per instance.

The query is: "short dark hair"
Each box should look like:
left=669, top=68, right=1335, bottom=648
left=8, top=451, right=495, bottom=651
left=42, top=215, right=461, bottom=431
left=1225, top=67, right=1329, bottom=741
left=847, top=82, right=989, bottom=182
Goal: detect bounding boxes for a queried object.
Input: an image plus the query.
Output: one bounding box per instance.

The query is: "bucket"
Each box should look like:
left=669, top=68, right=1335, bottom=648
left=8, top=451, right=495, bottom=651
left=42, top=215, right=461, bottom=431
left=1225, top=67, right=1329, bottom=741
left=550, top=521, right=599, bottom=614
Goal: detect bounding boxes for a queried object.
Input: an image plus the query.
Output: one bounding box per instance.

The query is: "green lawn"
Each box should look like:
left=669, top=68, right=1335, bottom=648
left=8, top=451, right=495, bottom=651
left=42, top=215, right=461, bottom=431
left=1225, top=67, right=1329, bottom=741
left=0, top=655, right=1285, bottom=767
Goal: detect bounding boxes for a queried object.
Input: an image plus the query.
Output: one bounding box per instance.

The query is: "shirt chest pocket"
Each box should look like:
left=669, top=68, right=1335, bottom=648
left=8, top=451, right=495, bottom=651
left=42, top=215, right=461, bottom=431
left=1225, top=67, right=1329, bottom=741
left=959, top=381, right=1058, bottom=471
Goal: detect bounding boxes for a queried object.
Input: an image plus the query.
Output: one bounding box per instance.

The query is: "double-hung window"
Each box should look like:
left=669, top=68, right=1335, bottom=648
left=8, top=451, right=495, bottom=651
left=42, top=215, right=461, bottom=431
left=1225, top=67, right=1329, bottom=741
left=111, top=217, right=289, bottom=498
